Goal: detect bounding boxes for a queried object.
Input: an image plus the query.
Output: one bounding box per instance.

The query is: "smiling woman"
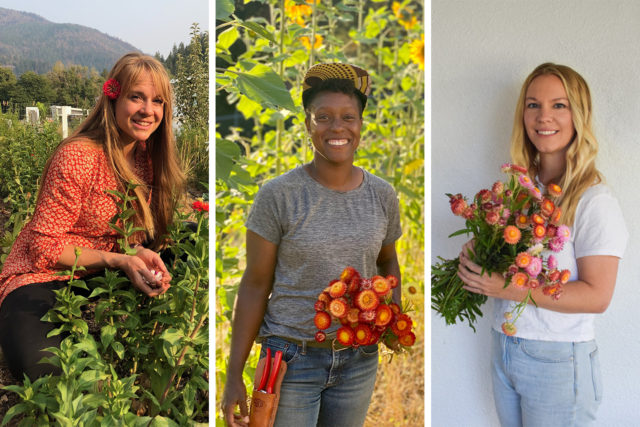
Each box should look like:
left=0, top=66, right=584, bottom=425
left=0, top=52, right=185, bottom=381
left=221, top=63, right=403, bottom=427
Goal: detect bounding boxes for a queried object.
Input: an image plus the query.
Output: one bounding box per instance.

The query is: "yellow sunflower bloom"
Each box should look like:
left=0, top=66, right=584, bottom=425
left=409, top=34, right=424, bottom=69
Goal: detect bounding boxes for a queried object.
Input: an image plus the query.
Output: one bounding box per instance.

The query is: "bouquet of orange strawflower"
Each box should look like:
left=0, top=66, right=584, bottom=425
left=431, top=164, right=570, bottom=334
left=313, top=266, right=416, bottom=351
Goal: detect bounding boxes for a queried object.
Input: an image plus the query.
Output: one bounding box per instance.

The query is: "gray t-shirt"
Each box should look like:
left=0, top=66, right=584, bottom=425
left=246, top=166, right=402, bottom=340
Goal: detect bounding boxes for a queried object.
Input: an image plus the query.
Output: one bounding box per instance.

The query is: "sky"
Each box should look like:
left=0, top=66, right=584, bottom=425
left=0, top=0, right=209, bottom=57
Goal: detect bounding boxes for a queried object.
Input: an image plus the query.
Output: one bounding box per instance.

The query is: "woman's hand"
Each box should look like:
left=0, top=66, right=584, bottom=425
left=222, top=376, right=249, bottom=427
left=457, top=239, right=509, bottom=298
left=114, top=252, right=170, bottom=297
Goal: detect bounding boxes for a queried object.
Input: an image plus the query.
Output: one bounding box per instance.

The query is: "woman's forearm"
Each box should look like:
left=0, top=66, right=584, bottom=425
left=226, top=278, right=271, bottom=380
left=55, top=245, right=128, bottom=271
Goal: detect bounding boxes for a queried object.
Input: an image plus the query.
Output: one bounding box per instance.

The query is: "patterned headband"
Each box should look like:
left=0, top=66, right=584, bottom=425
left=302, top=63, right=371, bottom=98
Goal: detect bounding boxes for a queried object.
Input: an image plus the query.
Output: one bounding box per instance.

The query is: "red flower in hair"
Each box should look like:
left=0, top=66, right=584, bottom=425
left=103, top=78, right=121, bottom=100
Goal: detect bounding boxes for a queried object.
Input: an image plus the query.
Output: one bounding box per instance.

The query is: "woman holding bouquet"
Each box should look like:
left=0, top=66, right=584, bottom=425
left=0, top=53, right=184, bottom=381
left=222, top=63, right=402, bottom=427
left=457, top=63, right=628, bottom=426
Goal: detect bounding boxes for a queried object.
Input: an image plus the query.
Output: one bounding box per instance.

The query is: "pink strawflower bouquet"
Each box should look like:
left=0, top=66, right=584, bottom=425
left=431, top=164, right=570, bottom=333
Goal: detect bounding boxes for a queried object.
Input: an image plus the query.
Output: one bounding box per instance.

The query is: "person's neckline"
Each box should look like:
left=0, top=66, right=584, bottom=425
left=301, top=164, right=366, bottom=193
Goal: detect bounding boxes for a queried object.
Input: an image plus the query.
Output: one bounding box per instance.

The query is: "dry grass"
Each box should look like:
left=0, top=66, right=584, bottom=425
left=365, top=308, right=425, bottom=427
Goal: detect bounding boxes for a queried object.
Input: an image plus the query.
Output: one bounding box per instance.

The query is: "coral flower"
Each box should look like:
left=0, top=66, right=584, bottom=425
left=503, top=225, right=522, bottom=245
left=372, top=276, right=391, bottom=296
left=533, top=224, right=546, bottom=239
left=355, top=289, right=379, bottom=311
left=328, top=280, right=347, bottom=298
left=336, top=326, right=355, bottom=346
left=548, top=183, right=563, bottom=197
left=515, top=252, right=532, bottom=268
left=398, top=331, right=416, bottom=347
left=560, top=269, right=571, bottom=284
left=502, top=322, right=517, bottom=336
left=354, top=324, right=373, bottom=345
left=375, top=304, right=393, bottom=326
left=314, top=311, right=332, bottom=330
left=391, top=314, right=413, bottom=336
left=550, top=207, right=562, bottom=225
left=485, top=210, right=500, bottom=225
left=511, top=272, right=528, bottom=288
left=409, top=34, right=425, bottom=69
left=386, top=275, right=399, bottom=289
left=346, top=307, right=360, bottom=324
left=525, top=256, right=543, bottom=277
left=541, top=198, right=555, bottom=217
left=329, top=298, right=348, bottom=318
left=531, top=213, right=545, bottom=225
left=450, top=197, right=467, bottom=216
left=515, top=214, right=529, bottom=228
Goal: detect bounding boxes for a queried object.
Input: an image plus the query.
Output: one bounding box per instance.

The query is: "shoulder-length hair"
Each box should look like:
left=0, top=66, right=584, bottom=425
left=38, top=52, right=185, bottom=249
left=510, top=62, right=602, bottom=226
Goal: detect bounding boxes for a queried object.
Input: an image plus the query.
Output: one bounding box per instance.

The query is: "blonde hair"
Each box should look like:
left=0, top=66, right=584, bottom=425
left=38, top=52, right=185, bottom=249
left=510, top=63, right=602, bottom=226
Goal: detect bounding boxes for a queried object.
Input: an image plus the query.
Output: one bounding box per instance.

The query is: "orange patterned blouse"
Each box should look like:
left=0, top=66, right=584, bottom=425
left=0, top=141, right=153, bottom=307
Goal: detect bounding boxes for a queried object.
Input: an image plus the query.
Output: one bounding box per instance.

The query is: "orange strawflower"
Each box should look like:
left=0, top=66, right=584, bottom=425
left=533, top=224, right=546, bottom=239
left=355, top=289, right=379, bottom=311
left=329, top=298, right=348, bottom=318
left=511, top=272, right=528, bottom=288
left=336, top=326, right=355, bottom=346
left=328, top=280, right=347, bottom=298
left=375, top=304, right=393, bottom=327
left=354, top=324, right=373, bottom=345
left=515, top=252, right=532, bottom=268
left=502, top=322, right=517, bottom=336
left=398, top=331, right=416, bottom=346
left=503, top=225, right=522, bottom=245
left=372, top=276, right=391, bottom=295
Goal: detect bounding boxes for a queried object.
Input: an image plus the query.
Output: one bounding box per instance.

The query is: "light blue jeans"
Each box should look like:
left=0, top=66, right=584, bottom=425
left=259, top=336, right=378, bottom=427
left=491, top=329, right=602, bottom=427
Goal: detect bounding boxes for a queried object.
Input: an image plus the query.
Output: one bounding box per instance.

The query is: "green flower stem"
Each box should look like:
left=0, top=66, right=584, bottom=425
left=159, top=314, right=206, bottom=404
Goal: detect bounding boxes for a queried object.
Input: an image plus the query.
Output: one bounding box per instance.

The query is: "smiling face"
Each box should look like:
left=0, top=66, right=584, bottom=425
left=305, top=91, right=363, bottom=166
left=115, top=70, right=164, bottom=144
left=523, top=74, right=575, bottom=158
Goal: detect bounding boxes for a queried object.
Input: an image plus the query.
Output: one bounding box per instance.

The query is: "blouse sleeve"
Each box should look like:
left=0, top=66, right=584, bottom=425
left=28, top=145, right=96, bottom=270
left=382, top=186, right=403, bottom=247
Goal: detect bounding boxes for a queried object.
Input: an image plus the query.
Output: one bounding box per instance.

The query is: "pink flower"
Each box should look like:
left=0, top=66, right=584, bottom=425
left=556, top=225, right=571, bottom=242
left=450, top=198, right=467, bottom=216
left=547, top=255, right=558, bottom=270
left=492, top=181, right=504, bottom=195
left=528, top=278, right=540, bottom=288
left=518, top=174, right=534, bottom=190
left=548, top=237, right=565, bottom=252
left=529, top=186, right=542, bottom=200
left=501, top=208, right=511, bottom=219
left=525, top=256, right=543, bottom=277
left=485, top=210, right=500, bottom=225
left=477, top=189, right=492, bottom=203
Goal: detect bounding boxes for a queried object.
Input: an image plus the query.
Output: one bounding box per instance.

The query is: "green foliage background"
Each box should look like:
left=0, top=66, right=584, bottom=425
left=216, top=0, right=425, bottom=422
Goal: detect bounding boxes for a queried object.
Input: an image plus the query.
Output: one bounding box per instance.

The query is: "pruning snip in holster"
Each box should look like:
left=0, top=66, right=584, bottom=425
left=249, top=346, right=287, bottom=427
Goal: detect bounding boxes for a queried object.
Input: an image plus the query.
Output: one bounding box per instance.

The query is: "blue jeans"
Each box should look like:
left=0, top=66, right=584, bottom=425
left=491, top=329, right=602, bottom=427
left=259, top=336, right=379, bottom=427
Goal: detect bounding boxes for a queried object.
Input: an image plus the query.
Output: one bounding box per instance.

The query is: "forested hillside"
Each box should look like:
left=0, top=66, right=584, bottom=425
left=0, top=7, right=139, bottom=75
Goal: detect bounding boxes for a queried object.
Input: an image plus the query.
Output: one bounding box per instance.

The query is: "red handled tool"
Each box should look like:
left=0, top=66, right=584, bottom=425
left=257, top=347, right=271, bottom=391
left=265, top=350, right=283, bottom=394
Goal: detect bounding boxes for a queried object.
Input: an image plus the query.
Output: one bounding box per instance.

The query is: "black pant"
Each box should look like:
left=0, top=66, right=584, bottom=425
left=0, top=281, right=70, bottom=381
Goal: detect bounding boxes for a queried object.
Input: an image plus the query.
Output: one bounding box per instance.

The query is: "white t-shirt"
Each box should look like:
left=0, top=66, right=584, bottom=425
left=492, top=183, right=628, bottom=342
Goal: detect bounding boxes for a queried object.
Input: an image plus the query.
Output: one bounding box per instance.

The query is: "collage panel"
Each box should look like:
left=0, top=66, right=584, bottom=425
left=0, top=0, right=209, bottom=423
left=216, top=0, right=425, bottom=425
left=432, top=1, right=640, bottom=426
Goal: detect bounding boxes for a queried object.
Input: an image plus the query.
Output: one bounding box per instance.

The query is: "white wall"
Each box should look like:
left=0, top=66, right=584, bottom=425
left=431, top=1, right=640, bottom=425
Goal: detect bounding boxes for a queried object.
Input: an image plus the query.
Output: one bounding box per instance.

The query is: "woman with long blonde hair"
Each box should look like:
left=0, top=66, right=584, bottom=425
left=458, top=63, right=627, bottom=425
left=0, top=52, right=185, bottom=381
